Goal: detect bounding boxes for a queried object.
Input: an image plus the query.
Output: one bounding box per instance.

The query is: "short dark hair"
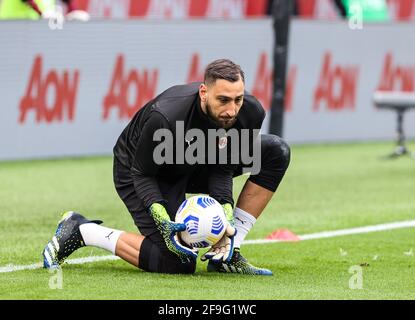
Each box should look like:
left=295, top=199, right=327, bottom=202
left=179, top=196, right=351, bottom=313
left=204, top=59, right=245, bottom=85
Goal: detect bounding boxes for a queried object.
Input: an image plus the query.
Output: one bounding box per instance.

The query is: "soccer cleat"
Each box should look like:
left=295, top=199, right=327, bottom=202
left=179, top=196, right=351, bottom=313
left=42, top=211, right=102, bottom=269
left=207, top=248, right=273, bottom=275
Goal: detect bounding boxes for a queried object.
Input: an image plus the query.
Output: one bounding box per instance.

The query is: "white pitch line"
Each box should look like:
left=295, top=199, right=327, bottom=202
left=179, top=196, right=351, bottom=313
left=0, top=255, right=120, bottom=274
left=244, top=220, right=415, bottom=245
left=65, top=255, right=120, bottom=265
left=1, top=220, right=415, bottom=273
left=0, top=262, right=43, bottom=273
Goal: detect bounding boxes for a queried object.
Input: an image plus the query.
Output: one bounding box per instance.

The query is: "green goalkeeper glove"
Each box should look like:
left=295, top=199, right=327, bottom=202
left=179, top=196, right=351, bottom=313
left=149, top=203, right=198, bottom=263
left=222, top=203, right=235, bottom=226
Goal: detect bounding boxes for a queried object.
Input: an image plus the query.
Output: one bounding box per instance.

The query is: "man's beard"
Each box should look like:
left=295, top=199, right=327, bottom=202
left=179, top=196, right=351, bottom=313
left=205, top=103, right=237, bottom=129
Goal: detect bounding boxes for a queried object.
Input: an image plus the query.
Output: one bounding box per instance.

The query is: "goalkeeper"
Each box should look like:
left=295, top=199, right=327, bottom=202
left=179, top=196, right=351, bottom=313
left=42, top=59, right=290, bottom=275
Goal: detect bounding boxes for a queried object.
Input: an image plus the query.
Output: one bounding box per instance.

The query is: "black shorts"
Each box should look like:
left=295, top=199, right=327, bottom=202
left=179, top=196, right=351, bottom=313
left=113, top=134, right=290, bottom=273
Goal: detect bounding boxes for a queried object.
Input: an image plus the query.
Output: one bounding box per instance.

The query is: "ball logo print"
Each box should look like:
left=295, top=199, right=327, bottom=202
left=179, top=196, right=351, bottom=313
left=196, top=196, right=216, bottom=208
left=175, top=196, right=227, bottom=248
left=211, top=215, right=224, bottom=235
left=183, top=215, right=199, bottom=235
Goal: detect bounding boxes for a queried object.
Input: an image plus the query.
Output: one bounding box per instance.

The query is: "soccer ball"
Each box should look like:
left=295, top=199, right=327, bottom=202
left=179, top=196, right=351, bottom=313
left=175, top=195, right=227, bottom=248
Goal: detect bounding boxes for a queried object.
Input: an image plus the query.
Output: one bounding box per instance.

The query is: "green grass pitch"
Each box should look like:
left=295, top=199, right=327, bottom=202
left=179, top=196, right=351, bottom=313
left=0, top=141, right=414, bottom=300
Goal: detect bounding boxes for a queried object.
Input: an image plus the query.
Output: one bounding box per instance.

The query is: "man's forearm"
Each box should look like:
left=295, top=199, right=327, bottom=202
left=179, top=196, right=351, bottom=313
left=209, top=169, right=234, bottom=206
left=131, top=168, right=165, bottom=210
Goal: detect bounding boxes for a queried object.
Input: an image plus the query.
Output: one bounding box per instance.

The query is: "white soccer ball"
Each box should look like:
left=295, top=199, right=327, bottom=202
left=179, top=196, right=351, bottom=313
left=175, top=195, right=227, bottom=248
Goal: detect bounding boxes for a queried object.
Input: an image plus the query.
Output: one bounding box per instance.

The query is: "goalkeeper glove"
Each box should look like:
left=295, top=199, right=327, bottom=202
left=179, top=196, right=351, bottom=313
left=149, top=203, right=198, bottom=263
left=201, top=203, right=236, bottom=263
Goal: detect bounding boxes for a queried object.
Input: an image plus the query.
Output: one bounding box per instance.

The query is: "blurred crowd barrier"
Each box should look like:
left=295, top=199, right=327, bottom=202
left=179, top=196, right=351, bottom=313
left=62, top=0, right=415, bottom=20
left=1, top=0, right=415, bottom=20
left=1, top=19, right=415, bottom=160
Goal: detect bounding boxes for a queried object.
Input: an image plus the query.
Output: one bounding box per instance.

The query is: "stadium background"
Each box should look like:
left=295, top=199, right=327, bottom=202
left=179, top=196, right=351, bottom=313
left=1, top=0, right=415, bottom=301
left=1, top=0, right=415, bottom=160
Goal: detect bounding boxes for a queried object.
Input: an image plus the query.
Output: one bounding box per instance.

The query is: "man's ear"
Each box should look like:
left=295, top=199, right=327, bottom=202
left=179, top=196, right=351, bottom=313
left=199, top=83, right=207, bottom=102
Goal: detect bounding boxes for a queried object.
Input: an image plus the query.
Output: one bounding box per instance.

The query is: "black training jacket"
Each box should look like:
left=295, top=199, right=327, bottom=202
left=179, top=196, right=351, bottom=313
left=113, top=82, right=265, bottom=210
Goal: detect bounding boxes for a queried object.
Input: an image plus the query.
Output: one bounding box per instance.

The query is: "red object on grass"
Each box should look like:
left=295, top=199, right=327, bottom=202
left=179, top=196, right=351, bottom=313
left=266, top=229, right=300, bottom=241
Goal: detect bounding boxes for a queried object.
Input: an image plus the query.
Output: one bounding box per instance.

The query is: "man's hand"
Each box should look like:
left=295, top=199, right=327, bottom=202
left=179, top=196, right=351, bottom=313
left=149, top=203, right=198, bottom=263
left=201, top=203, right=236, bottom=263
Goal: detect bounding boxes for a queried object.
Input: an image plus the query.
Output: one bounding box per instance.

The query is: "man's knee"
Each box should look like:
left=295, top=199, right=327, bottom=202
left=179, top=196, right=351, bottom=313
left=138, top=236, right=196, bottom=274
left=261, top=134, right=291, bottom=170
left=247, top=134, right=290, bottom=192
